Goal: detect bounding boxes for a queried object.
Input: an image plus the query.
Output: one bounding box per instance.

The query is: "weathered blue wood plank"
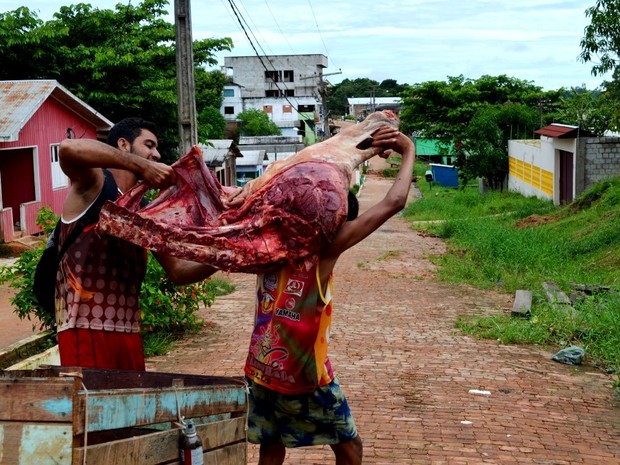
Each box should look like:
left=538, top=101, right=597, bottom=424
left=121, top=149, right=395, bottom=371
left=0, top=378, right=74, bottom=422
left=0, top=423, right=72, bottom=465
left=19, top=424, right=73, bottom=465
left=75, top=386, right=247, bottom=433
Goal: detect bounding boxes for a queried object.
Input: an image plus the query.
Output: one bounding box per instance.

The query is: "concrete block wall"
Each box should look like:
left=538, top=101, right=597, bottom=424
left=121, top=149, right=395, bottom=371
left=581, top=137, right=620, bottom=191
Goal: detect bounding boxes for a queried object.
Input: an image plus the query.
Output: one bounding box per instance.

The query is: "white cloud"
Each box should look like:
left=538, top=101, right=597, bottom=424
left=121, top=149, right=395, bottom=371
left=2, top=0, right=610, bottom=90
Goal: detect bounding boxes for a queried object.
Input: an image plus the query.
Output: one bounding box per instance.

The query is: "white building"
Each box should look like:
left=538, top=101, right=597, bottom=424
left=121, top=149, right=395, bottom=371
left=507, top=123, right=613, bottom=206
left=199, top=139, right=240, bottom=187
left=347, top=97, right=402, bottom=119
left=220, top=54, right=328, bottom=138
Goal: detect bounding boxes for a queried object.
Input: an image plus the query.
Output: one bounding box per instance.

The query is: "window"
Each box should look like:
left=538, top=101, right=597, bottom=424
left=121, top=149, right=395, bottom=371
left=265, top=70, right=280, bottom=82
left=298, top=104, right=316, bottom=112
left=266, top=70, right=294, bottom=83
left=50, top=145, right=68, bottom=189
left=224, top=106, right=235, bottom=115
left=265, top=89, right=294, bottom=97
left=223, top=88, right=235, bottom=97
left=283, top=105, right=292, bottom=113
left=263, top=105, right=273, bottom=113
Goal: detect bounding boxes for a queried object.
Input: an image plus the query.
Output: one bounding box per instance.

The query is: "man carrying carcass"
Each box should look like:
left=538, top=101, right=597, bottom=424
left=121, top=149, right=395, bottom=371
left=243, top=125, right=416, bottom=465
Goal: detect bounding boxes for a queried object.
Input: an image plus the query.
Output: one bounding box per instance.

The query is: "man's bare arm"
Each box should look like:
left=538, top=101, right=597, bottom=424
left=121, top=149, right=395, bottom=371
left=155, top=254, right=219, bottom=285
left=324, top=128, right=416, bottom=259
left=59, top=138, right=175, bottom=190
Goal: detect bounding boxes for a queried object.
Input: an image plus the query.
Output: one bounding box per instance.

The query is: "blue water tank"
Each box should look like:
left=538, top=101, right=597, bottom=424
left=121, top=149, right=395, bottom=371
left=429, top=163, right=459, bottom=188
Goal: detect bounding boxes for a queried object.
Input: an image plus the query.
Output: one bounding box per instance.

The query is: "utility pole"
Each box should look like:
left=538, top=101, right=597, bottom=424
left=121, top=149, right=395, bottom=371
left=300, top=69, right=342, bottom=138
left=370, top=86, right=376, bottom=112
left=175, top=0, right=197, bottom=155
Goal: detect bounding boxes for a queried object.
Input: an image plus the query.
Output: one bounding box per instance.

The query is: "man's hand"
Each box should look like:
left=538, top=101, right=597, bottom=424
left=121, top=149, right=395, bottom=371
left=371, top=126, right=414, bottom=157
left=223, top=187, right=248, bottom=208
left=141, top=161, right=176, bottom=189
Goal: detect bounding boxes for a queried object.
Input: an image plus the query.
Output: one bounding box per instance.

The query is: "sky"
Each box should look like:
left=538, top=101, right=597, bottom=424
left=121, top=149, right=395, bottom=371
left=3, top=0, right=612, bottom=91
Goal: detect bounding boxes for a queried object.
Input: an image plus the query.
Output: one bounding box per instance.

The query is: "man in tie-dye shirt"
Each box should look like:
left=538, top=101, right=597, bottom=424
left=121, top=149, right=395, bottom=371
left=244, top=125, right=416, bottom=465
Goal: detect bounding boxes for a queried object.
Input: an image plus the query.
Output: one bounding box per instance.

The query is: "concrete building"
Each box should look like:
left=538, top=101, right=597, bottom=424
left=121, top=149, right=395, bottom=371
left=220, top=54, right=328, bottom=138
left=347, top=97, right=402, bottom=119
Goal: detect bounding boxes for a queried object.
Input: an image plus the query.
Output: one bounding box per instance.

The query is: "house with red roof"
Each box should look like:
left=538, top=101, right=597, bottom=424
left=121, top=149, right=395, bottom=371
left=0, top=80, right=112, bottom=242
left=506, top=123, right=620, bottom=205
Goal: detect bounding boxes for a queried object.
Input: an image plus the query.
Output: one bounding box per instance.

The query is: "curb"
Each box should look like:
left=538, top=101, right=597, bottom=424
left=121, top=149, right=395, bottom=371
left=0, top=330, right=57, bottom=370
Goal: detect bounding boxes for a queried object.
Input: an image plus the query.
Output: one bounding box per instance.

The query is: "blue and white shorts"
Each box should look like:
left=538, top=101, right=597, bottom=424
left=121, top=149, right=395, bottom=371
left=246, top=377, right=358, bottom=448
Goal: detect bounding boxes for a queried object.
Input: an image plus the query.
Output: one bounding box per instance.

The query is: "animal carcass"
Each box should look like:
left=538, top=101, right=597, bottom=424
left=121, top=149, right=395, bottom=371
left=97, top=110, right=400, bottom=273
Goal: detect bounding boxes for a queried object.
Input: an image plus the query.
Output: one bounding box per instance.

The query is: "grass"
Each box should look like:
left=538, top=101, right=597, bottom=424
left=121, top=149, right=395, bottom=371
left=143, top=331, right=178, bottom=358
left=403, top=166, right=620, bottom=386
left=207, top=275, right=237, bottom=296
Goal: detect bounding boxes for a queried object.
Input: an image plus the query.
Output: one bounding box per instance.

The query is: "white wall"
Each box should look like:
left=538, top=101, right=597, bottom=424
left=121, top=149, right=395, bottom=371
left=508, top=139, right=552, bottom=201
left=508, top=136, right=578, bottom=205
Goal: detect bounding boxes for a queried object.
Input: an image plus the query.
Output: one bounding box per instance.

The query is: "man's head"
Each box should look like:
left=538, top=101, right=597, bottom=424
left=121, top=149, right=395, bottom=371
left=347, top=191, right=359, bottom=221
left=107, top=117, right=161, bottom=161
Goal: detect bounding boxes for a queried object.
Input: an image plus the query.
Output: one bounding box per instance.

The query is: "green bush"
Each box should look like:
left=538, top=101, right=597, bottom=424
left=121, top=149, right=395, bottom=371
left=139, top=260, right=234, bottom=334
left=0, top=207, right=55, bottom=330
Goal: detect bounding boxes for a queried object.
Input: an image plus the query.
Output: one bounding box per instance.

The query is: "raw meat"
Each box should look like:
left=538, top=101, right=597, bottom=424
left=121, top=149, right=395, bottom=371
left=97, top=110, right=400, bottom=273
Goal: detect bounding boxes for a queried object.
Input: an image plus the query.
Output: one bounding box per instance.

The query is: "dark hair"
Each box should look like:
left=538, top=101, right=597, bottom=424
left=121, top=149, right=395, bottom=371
left=347, top=191, right=359, bottom=221
left=107, top=117, right=158, bottom=148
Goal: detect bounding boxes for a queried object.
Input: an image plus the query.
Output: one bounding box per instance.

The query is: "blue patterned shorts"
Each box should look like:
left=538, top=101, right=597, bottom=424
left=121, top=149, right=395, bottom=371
left=246, top=377, right=358, bottom=448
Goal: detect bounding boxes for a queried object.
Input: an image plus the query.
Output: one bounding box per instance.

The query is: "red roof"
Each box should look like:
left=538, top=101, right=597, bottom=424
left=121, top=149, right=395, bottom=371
left=534, top=124, right=582, bottom=139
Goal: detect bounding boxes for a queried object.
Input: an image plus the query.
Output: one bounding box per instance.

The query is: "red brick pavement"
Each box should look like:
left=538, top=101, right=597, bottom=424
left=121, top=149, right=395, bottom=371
left=149, top=163, right=620, bottom=464
left=0, top=264, right=43, bottom=348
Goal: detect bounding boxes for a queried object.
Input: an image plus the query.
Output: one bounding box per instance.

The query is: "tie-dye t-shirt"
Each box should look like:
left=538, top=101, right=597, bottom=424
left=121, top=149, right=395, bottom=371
left=244, top=259, right=334, bottom=395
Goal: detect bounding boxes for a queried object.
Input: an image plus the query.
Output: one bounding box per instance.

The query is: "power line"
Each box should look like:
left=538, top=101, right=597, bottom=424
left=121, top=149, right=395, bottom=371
left=227, top=0, right=294, bottom=98
left=225, top=0, right=314, bottom=124
left=261, top=0, right=311, bottom=71
left=235, top=0, right=276, bottom=56
left=306, top=0, right=337, bottom=69
left=223, top=0, right=336, bottom=135
left=228, top=0, right=272, bottom=61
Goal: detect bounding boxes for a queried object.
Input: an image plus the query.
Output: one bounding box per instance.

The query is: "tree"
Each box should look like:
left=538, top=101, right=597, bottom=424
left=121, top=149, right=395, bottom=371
left=378, top=79, right=407, bottom=96
left=398, top=74, right=551, bottom=189
left=456, top=103, right=539, bottom=188
left=554, top=86, right=614, bottom=136
left=325, top=77, right=408, bottom=117
left=197, top=106, right=226, bottom=141
left=399, top=74, right=552, bottom=142
left=399, top=75, right=480, bottom=142
left=237, top=109, right=281, bottom=137
left=326, top=78, right=377, bottom=116
left=195, top=69, right=228, bottom=141
left=595, top=77, right=620, bottom=131
left=579, top=0, right=620, bottom=77
left=0, top=1, right=232, bottom=162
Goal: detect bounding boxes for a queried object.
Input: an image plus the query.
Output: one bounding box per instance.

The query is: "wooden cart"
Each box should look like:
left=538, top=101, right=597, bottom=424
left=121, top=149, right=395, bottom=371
left=0, top=366, right=247, bottom=464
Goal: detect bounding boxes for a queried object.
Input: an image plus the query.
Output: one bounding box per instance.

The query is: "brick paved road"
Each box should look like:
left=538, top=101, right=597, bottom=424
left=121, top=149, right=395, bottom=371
left=0, top=257, right=43, bottom=348
left=148, top=163, right=620, bottom=464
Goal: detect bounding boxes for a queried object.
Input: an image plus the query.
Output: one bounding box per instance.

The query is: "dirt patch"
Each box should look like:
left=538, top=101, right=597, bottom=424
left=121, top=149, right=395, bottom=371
left=0, top=241, right=34, bottom=258
left=515, top=214, right=557, bottom=227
